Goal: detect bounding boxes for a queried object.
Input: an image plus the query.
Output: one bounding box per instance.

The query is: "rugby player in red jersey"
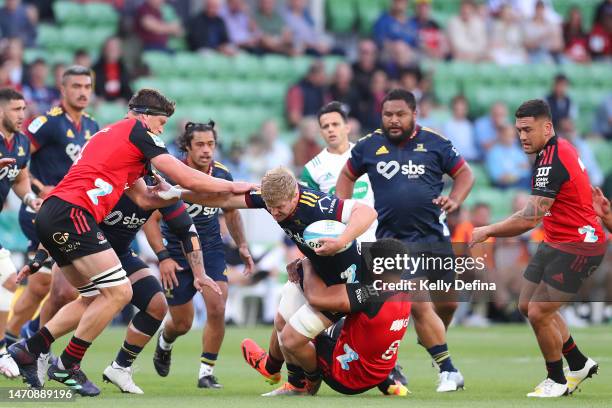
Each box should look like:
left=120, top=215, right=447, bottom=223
left=8, top=89, right=255, bottom=396
left=471, top=99, right=607, bottom=398
left=245, top=238, right=411, bottom=397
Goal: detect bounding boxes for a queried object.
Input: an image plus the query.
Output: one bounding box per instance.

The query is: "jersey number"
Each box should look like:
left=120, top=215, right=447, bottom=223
left=381, top=340, right=401, bottom=361
left=87, top=178, right=113, bottom=205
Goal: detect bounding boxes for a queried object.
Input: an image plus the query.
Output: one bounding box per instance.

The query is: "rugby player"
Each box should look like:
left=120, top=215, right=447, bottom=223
left=471, top=99, right=606, bottom=397
left=0, top=89, right=42, bottom=378
left=145, top=121, right=254, bottom=389
left=8, top=88, right=255, bottom=395
left=301, top=101, right=377, bottom=243
left=336, top=89, right=473, bottom=391
left=6, top=66, right=99, bottom=346
left=176, top=167, right=378, bottom=395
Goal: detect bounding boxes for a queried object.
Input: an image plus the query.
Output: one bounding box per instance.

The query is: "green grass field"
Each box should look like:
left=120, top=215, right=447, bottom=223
left=1, top=324, right=611, bottom=408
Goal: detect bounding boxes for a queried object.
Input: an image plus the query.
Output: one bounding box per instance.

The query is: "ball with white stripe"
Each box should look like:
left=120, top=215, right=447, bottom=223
left=303, top=220, right=351, bottom=253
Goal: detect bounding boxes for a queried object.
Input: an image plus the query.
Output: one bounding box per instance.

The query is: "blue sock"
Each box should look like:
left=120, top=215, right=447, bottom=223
left=29, top=315, right=40, bottom=333
left=427, top=344, right=457, bottom=373
left=201, top=352, right=218, bottom=366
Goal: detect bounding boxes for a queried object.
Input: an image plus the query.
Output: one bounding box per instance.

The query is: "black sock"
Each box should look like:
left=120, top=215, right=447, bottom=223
left=265, top=352, right=284, bottom=374
left=115, top=341, right=143, bottom=368
left=287, top=363, right=305, bottom=388
left=427, top=344, right=457, bottom=373
left=304, top=367, right=321, bottom=383
left=562, top=336, right=588, bottom=371
left=5, top=331, right=19, bottom=347
left=546, top=359, right=567, bottom=384
left=60, top=336, right=91, bottom=369
left=25, top=327, right=54, bottom=356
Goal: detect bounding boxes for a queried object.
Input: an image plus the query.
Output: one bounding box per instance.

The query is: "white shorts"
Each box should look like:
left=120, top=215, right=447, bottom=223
left=0, top=248, right=17, bottom=286
left=277, top=281, right=330, bottom=339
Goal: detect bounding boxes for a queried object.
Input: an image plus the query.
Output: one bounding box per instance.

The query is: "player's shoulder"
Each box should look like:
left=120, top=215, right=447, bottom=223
left=298, top=187, right=325, bottom=209
left=82, top=111, right=99, bottom=125
left=356, top=129, right=385, bottom=145
left=419, top=126, right=450, bottom=142
left=26, top=114, right=51, bottom=134
left=212, top=161, right=232, bottom=177
left=46, top=105, right=64, bottom=117
left=305, top=150, right=326, bottom=170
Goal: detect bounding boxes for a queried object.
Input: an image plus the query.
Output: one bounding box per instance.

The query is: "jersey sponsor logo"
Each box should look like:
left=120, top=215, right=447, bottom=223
left=87, top=178, right=113, bottom=205
left=65, top=143, right=82, bottom=162
left=27, top=116, right=47, bottom=134
left=186, top=203, right=219, bottom=218
left=390, top=318, right=410, bottom=332
left=375, top=145, right=389, bottom=155
left=535, top=166, right=551, bottom=177
left=376, top=160, right=425, bottom=179
left=413, top=143, right=427, bottom=152
left=283, top=228, right=321, bottom=250
left=578, top=225, right=599, bottom=243
left=317, top=196, right=337, bottom=214
left=147, top=132, right=166, bottom=148
left=336, top=343, right=359, bottom=370
left=66, top=129, right=75, bottom=139
left=0, top=164, right=20, bottom=181
left=85, top=130, right=92, bottom=140
left=534, top=166, right=551, bottom=189
left=103, top=210, right=148, bottom=229
left=381, top=340, right=401, bottom=360
left=17, top=146, right=26, bottom=157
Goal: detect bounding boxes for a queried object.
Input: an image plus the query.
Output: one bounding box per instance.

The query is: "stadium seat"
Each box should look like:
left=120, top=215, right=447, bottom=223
left=142, top=52, right=176, bottom=78
left=231, top=53, right=264, bottom=79
left=327, top=0, right=356, bottom=34
left=470, top=164, right=491, bottom=188
left=60, top=25, right=91, bottom=52
left=53, top=1, right=83, bottom=25
left=586, top=138, right=612, bottom=174
left=261, top=54, right=294, bottom=79
left=95, top=103, right=125, bottom=127
left=84, top=3, right=119, bottom=27
left=357, top=0, right=387, bottom=36
left=37, top=24, right=63, bottom=50
left=174, top=52, right=202, bottom=77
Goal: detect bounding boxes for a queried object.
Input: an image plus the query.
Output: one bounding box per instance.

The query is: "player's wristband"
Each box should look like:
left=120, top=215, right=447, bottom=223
left=157, top=185, right=182, bottom=200
left=31, top=183, right=41, bottom=195
left=27, top=248, right=50, bottom=274
left=22, top=192, right=37, bottom=207
left=156, top=249, right=171, bottom=263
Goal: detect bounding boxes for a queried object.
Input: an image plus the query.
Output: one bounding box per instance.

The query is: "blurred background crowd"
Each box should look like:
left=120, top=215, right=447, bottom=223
left=0, top=0, right=611, bottom=327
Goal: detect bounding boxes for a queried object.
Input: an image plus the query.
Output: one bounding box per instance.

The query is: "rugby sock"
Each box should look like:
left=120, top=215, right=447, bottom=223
left=304, top=367, right=321, bottom=383
left=25, top=326, right=54, bottom=355
left=60, top=336, right=91, bottom=369
left=265, top=352, right=284, bottom=375
left=286, top=363, right=306, bottom=388
left=5, top=331, right=19, bottom=347
left=427, top=344, right=457, bottom=373
left=562, top=336, right=588, bottom=371
left=159, top=332, right=174, bottom=351
left=115, top=341, right=143, bottom=368
left=545, top=359, right=567, bottom=384
left=200, top=352, right=217, bottom=377
left=28, top=315, right=41, bottom=334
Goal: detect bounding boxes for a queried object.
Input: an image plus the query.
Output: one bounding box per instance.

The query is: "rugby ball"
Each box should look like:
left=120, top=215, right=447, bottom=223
left=303, top=220, right=352, bottom=253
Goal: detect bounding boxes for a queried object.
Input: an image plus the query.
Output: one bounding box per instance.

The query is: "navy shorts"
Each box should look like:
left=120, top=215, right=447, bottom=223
left=118, top=250, right=149, bottom=276
left=165, top=249, right=227, bottom=306
left=19, top=204, right=38, bottom=253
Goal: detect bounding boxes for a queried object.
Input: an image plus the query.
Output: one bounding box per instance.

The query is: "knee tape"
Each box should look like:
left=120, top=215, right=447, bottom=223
left=288, top=304, right=328, bottom=339
left=0, top=284, right=14, bottom=311
left=39, top=257, right=54, bottom=274
left=278, top=282, right=307, bottom=322
left=131, top=275, right=163, bottom=312
left=132, top=310, right=163, bottom=337
left=0, top=248, right=17, bottom=286
left=91, top=265, right=128, bottom=289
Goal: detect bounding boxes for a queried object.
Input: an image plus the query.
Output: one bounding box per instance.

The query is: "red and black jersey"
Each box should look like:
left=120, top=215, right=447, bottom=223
left=49, top=118, right=168, bottom=223
left=326, top=291, right=411, bottom=391
left=531, top=136, right=606, bottom=254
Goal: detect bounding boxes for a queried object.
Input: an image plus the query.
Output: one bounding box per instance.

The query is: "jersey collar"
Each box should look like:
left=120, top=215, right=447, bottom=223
left=397, top=124, right=421, bottom=148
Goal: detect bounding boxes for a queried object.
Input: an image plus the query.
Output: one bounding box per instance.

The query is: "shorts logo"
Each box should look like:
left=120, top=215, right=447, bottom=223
left=336, top=343, right=359, bottom=370
left=376, top=161, right=400, bottom=179
left=97, top=232, right=107, bottom=244
left=53, top=232, right=69, bottom=245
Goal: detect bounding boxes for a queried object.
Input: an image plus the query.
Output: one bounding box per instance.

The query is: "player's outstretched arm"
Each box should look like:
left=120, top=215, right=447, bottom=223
left=301, top=258, right=351, bottom=313
left=335, top=163, right=358, bottom=199
left=11, top=167, right=42, bottom=211
left=470, top=194, right=555, bottom=245
left=125, top=177, right=178, bottom=210
left=180, top=190, right=249, bottom=210
left=433, top=163, right=474, bottom=213
left=142, top=211, right=181, bottom=290
left=152, top=154, right=256, bottom=194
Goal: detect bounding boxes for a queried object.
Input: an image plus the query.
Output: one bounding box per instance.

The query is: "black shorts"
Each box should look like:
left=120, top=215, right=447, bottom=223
left=524, top=243, right=604, bottom=294
left=35, top=197, right=112, bottom=267
left=118, top=250, right=149, bottom=276
left=314, top=319, right=371, bottom=395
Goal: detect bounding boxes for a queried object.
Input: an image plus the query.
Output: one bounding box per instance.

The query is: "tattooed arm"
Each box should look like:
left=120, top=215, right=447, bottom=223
left=470, top=195, right=555, bottom=245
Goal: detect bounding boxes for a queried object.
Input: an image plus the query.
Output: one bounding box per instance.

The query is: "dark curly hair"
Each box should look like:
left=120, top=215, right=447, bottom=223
left=178, top=120, right=217, bottom=152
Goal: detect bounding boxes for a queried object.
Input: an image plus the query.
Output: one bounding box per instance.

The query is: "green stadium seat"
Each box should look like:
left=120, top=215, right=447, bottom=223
left=198, top=80, right=231, bottom=104
left=37, top=24, right=63, bottom=50
left=470, top=163, right=491, bottom=188
left=61, top=25, right=93, bottom=52
left=201, top=53, right=233, bottom=78
left=231, top=53, right=263, bottom=78
left=84, top=3, right=119, bottom=27
left=142, top=52, right=175, bottom=78
left=261, top=54, right=294, bottom=79
left=53, top=1, right=83, bottom=25
left=95, top=103, right=125, bottom=127
left=167, top=79, right=202, bottom=104
left=256, top=81, right=286, bottom=104
left=174, top=53, right=202, bottom=77
left=586, top=138, right=612, bottom=174
left=357, top=0, right=386, bottom=36
left=327, top=0, right=356, bottom=34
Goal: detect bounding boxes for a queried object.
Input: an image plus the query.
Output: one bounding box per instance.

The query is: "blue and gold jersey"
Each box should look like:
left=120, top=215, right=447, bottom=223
left=0, top=132, right=30, bottom=210
left=347, top=125, right=465, bottom=243
left=25, top=105, right=99, bottom=186
left=245, top=186, right=362, bottom=286
left=162, top=161, right=233, bottom=268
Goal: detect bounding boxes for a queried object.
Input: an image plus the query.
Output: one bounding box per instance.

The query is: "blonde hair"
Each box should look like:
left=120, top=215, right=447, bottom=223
left=261, top=167, right=297, bottom=206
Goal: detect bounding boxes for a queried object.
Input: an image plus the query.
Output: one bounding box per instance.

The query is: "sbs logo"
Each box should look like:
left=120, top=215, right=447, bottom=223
left=376, top=160, right=425, bottom=180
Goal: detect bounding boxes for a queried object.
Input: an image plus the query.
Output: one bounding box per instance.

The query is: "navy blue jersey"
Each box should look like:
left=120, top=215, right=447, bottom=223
left=347, top=126, right=465, bottom=244
left=162, top=161, right=232, bottom=268
left=25, top=105, right=99, bottom=186
left=0, top=133, right=30, bottom=210
left=245, top=186, right=362, bottom=286
left=101, top=194, right=190, bottom=255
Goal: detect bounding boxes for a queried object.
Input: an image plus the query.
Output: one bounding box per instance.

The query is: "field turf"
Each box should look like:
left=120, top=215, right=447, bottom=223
left=1, top=324, right=611, bottom=408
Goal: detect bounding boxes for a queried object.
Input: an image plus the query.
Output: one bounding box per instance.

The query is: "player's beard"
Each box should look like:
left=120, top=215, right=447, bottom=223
left=383, top=122, right=415, bottom=144
left=2, top=118, right=18, bottom=134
